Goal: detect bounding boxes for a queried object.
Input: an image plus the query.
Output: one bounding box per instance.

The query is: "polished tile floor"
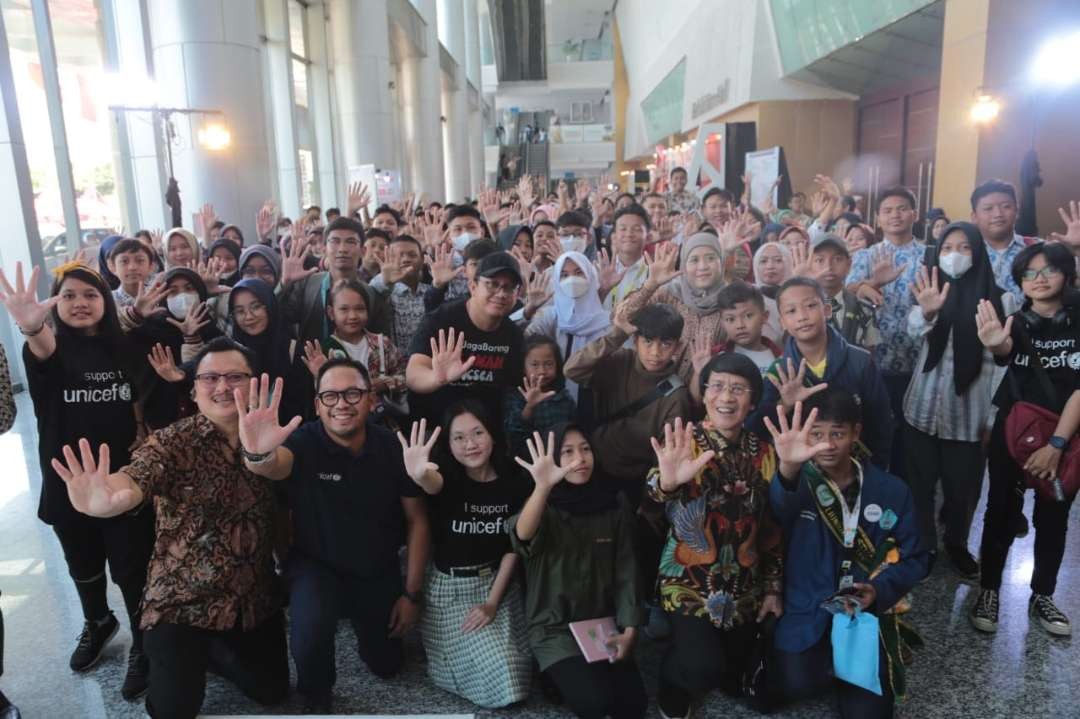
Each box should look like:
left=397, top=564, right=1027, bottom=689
left=1, top=391, right=1077, bottom=718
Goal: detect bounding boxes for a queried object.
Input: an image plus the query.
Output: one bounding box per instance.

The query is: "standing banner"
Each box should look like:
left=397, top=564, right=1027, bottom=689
left=745, top=147, right=781, bottom=208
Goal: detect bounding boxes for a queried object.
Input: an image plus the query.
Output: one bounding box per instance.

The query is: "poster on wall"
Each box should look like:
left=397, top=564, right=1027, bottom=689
left=745, top=147, right=781, bottom=208
left=686, top=123, right=726, bottom=196
left=348, top=164, right=380, bottom=216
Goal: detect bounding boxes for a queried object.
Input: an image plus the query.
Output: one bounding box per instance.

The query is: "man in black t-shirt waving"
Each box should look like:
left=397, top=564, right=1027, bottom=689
left=240, top=359, right=430, bottom=713
left=406, top=251, right=525, bottom=425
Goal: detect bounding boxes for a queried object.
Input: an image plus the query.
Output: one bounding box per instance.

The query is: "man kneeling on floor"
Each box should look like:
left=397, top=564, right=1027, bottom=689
left=241, top=356, right=430, bottom=713
left=764, top=388, right=929, bottom=718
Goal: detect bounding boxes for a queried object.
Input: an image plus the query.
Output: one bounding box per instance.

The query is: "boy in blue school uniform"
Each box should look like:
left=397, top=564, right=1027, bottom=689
left=764, top=388, right=929, bottom=717
left=747, top=276, right=894, bottom=469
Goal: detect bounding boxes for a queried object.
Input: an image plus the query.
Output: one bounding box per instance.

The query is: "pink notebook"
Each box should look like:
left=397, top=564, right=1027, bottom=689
left=569, top=617, right=618, bottom=663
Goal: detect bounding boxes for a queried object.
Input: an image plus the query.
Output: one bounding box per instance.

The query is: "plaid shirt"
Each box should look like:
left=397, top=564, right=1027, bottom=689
left=503, top=388, right=576, bottom=458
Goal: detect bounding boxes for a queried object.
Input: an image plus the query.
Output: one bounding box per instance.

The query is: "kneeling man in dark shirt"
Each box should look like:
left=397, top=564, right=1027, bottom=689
left=240, top=358, right=431, bottom=713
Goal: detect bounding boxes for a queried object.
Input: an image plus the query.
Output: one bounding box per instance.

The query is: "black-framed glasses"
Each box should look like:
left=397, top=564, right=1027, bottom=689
left=194, top=372, right=252, bottom=388
left=1021, top=266, right=1063, bottom=282
left=317, top=388, right=369, bottom=407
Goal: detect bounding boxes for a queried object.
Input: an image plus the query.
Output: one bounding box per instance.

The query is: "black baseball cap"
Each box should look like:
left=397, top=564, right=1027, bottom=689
left=476, top=251, right=523, bottom=286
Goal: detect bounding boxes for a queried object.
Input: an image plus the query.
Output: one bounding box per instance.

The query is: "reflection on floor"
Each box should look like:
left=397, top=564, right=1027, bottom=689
left=1, top=392, right=1077, bottom=718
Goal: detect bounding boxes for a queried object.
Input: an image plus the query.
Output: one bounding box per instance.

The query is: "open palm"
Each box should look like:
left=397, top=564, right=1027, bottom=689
left=430, top=328, right=476, bottom=385
left=396, top=419, right=441, bottom=483
left=515, top=431, right=575, bottom=488
left=235, top=374, right=302, bottom=455
left=51, top=439, right=135, bottom=517
left=650, top=419, right=715, bottom=491
left=0, top=262, right=58, bottom=330
left=763, top=402, right=831, bottom=466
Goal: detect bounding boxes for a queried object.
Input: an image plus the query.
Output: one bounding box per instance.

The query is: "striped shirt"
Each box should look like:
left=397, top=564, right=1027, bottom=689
left=901, top=293, right=1017, bottom=442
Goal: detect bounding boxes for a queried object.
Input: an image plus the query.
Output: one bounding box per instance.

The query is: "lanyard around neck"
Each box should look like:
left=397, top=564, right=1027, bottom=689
left=823, top=460, right=863, bottom=547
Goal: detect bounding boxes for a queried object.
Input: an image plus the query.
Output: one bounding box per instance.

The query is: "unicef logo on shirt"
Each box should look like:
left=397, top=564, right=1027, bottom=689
left=1069, top=352, right=1080, bottom=370
left=119, top=382, right=132, bottom=401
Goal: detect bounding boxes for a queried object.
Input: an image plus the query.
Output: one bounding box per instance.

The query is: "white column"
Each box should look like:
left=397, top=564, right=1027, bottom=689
left=439, top=0, right=469, bottom=201
left=147, top=0, right=272, bottom=233
left=0, top=7, right=47, bottom=382
left=307, top=1, right=341, bottom=210
left=327, top=0, right=394, bottom=174
left=401, top=0, right=446, bottom=201
left=263, top=0, right=301, bottom=219
left=464, top=0, right=484, bottom=192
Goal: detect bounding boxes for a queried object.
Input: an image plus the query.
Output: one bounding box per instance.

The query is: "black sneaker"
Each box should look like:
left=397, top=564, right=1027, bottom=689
left=0, top=688, right=21, bottom=719
left=658, top=683, right=693, bottom=719
left=1029, top=594, right=1072, bottom=637
left=945, top=545, right=980, bottom=581
left=121, top=646, right=150, bottom=700
left=1013, top=512, right=1030, bottom=539
left=69, top=612, right=119, bottom=671
left=970, top=589, right=999, bottom=633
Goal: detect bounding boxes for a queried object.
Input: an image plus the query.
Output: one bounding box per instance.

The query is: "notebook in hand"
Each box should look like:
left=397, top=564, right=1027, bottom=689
left=568, top=616, right=618, bottom=663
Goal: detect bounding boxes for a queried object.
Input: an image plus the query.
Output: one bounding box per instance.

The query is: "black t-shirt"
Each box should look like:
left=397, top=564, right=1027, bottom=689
left=994, top=304, right=1080, bottom=414
left=282, top=420, right=422, bottom=577
left=427, top=466, right=530, bottom=570
left=25, top=335, right=138, bottom=525
left=407, top=298, right=524, bottom=424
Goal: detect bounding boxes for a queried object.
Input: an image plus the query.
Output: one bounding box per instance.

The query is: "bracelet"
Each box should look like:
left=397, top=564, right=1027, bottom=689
left=402, top=589, right=422, bottom=605
left=183, top=334, right=201, bottom=344
left=241, top=447, right=274, bottom=464
left=19, top=320, right=46, bottom=337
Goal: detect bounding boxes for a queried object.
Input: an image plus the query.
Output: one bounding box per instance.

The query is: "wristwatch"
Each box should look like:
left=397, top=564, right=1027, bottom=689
left=1049, top=435, right=1068, bottom=451
left=402, top=589, right=422, bottom=605
left=241, top=447, right=273, bottom=464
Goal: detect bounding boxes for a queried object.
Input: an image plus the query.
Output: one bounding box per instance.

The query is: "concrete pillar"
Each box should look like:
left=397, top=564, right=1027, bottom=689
left=464, top=0, right=484, bottom=192
left=327, top=0, right=395, bottom=174
left=147, top=0, right=272, bottom=233
left=439, top=0, right=469, bottom=201
left=401, top=0, right=446, bottom=201
left=264, top=0, right=302, bottom=219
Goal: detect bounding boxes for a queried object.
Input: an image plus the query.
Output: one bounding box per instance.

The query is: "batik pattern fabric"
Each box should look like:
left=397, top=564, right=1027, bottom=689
left=647, top=425, right=782, bottom=630
left=845, top=241, right=925, bottom=373
left=422, top=566, right=532, bottom=708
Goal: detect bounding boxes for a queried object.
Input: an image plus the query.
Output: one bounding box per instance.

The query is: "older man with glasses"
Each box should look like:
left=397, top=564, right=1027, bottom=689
left=50, top=337, right=290, bottom=719
left=240, top=356, right=430, bottom=713
left=406, top=251, right=526, bottom=425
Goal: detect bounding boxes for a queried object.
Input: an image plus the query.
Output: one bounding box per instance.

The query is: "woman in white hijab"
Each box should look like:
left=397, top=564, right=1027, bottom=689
left=525, top=251, right=611, bottom=400
left=750, top=241, right=790, bottom=343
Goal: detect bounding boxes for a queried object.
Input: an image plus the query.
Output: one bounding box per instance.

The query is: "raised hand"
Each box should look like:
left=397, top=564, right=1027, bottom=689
left=147, top=343, right=185, bottom=383
left=813, top=174, right=842, bottom=200
left=428, top=244, right=462, bottom=288
left=281, top=234, right=316, bottom=286
left=650, top=418, right=716, bottom=492
left=198, top=202, right=218, bottom=237
left=256, top=200, right=278, bottom=241
left=300, top=340, right=328, bottom=376
left=612, top=299, right=638, bottom=336
left=519, top=373, right=556, bottom=410
left=789, top=241, right=815, bottom=278
left=763, top=401, right=831, bottom=467
left=380, top=251, right=408, bottom=285
left=910, top=266, right=950, bottom=320
left=133, top=280, right=169, bottom=319
left=868, top=245, right=907, bottom=288
left=810, top=191, right=828, bottom=218
left=234, top=373, right=302, bottom=455
left=516, top=175, right=535, bottom=209
left=149, top=229, right=164, bottom=253
left=430, top=328, right=476, bottom=386
left=51, top=439, right=136, bottom=517
left=575, top=180, right=592, bottom=205
left=396, top=418, right=442, bottom=484
left=1049, top=200, right=1080, bottom=251
left=346, top=181, right=371, bottom=217
left=974, top=298, right=1014, bottom=349
left=690, top=330, right=714, bottom=374
left=509, top=246, right=535, bottom=284
left=767, top=358, right=829, bottom=410
left=644, top=241, right=680, bottom=287
left=165, top=300, right=211, bottom=337
left=195, top=256, right=226, bottom=295
left=524, top=271, right=552, bottom=315
left=514, top=431, right=578, bottom=488
left=0, top=262, right=59, bottom=331
left=595, top=248, right=626, bottom=296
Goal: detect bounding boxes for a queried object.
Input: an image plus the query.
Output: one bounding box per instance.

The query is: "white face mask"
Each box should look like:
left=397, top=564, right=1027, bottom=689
left=560, top=275, right=590, bottom=299
left=938, top=251, right=973, bottom=279
left=560, top=236, right=588, bottom=254
left=452, top=232, right=476, bottom=252
left=167, top=291, right=199, bottom=320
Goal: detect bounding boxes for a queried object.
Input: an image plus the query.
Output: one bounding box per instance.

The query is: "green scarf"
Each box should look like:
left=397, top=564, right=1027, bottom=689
left=803, top=461, right=923, bottom=703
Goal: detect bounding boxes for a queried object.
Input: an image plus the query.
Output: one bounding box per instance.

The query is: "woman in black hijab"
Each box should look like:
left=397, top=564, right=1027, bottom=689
left=901, top=221, right=1015, bottom=578
left=507, top=423, right=646, bottom=719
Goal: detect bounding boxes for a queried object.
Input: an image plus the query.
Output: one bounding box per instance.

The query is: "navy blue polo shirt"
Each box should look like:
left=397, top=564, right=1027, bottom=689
left=283, top=420, right=422, bottom=578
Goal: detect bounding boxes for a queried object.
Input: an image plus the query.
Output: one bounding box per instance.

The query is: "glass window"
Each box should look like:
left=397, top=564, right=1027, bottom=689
left=298, top=148, right=314, bottom=208
left=292, top=57, right=308, bottom=108
left=288, top=0, right=306, bottom=57
left=48, top=0, right=123, bottom=251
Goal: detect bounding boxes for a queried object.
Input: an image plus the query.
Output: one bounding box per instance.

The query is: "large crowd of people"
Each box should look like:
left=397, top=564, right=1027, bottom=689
left=0, top=168, right=1077, bottom=719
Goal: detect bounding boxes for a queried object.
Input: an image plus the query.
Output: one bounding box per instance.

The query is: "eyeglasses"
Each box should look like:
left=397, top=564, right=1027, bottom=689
left=194, top=372, right=252, bottom=388
left=478, top=278, right=520, bottom=297
left=241, top=267, right=276, bottom=282
left=317, top=388, right=369, bottom=406
left=232, top=302, right=266, bottom=320
left=1021, top=266, right=1064, bottom=282
left=704, top=382, right=751, bottom=397
left=450, top=429, right=489, bottom=446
